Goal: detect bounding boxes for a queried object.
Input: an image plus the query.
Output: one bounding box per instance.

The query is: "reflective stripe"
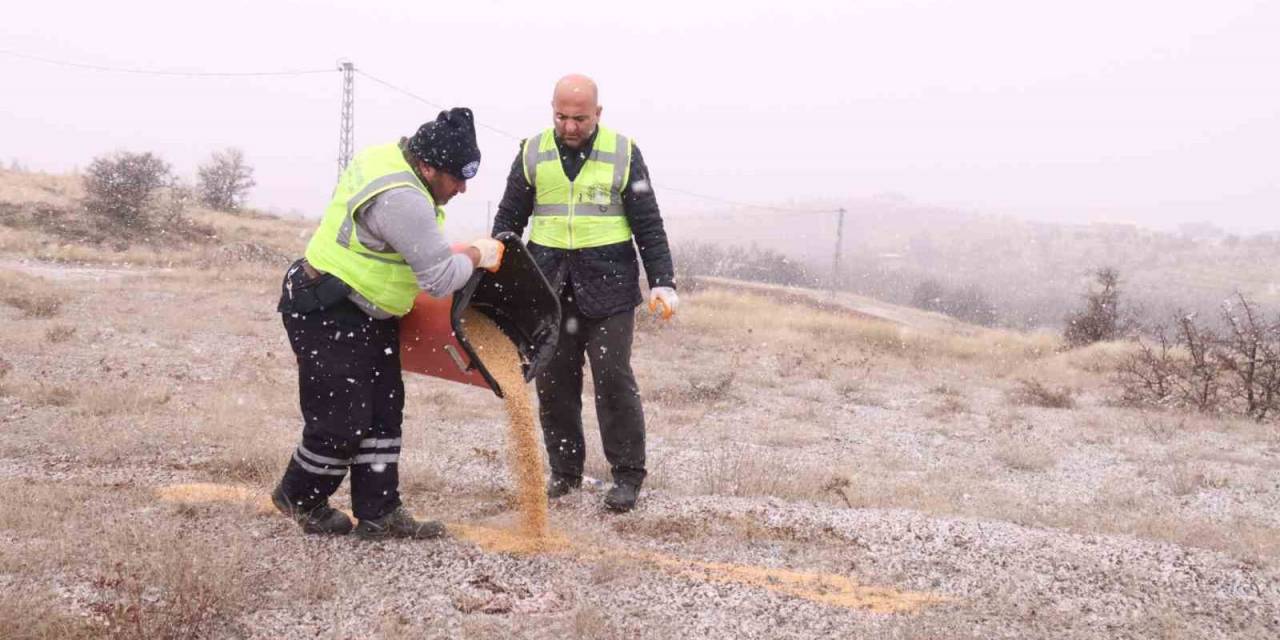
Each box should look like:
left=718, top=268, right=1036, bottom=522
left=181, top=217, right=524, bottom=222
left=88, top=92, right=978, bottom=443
left=358, top=437, right=402, bottom=449
left=533, top=204, right=570, bottom=216
left=353, top=453, right=400, bottom=464
left=336, top=171, right=419, bottom=247
left=523, top=136, right=541, bottom=186
left=292, top=451, right=347, bottom=476
left=611, top=133, right=629, bottom=201
left=536, top=150, right=558, bottom=163
left=297, top=445, right=352, bottom=467
left=533, top=204, right=624, bottom=217
left=591, top=150, right=618, bottom=163
left=575, top=205, right=625, bottom=217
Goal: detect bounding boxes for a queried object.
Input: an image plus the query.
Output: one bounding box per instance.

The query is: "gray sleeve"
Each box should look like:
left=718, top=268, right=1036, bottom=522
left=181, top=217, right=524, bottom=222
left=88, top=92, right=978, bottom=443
left=357, top=187, right=475, bottom=297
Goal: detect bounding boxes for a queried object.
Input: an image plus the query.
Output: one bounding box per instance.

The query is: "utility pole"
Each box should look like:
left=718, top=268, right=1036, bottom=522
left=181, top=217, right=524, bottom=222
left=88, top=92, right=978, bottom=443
left=832, top=207, right=846, bottom=292
left=337, top=61, right=355, bottom=177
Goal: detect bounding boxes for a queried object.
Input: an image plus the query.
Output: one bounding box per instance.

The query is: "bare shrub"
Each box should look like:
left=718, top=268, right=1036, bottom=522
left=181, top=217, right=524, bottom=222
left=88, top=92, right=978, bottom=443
left=4, top=292, right=63, bottom=318
left=694, top=447, right=822, bottom=499
left=91, top=536, right=253, bottom=639
left=1116, top=312, right=1230, bottom=414
left=1008, top=378, right=1076, bottom=409
left=1165, top=460, right=1229, bottom=497
left=1113, top=303, right=1277, bottom=416
left=1216, top=294, right=1280, bottom=421
left=45, top=324, right=77, bottom=343
left=1173, top=314, right=1222, bottom=413
left=83, top=151, right=172, bottom=228
left=197, top=148, right=256, bottom=212
left=1064, top=267, right=1123, bottom=346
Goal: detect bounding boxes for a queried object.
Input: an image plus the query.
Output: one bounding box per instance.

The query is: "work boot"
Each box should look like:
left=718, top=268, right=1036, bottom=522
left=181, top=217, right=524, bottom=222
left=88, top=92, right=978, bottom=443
left=546, top=473, right=582, bottom=499
left=271, top=485, right=353, bottom=535
left=353, top=506, right=446, bottom=541
left=603, top=483, right=640, bottom=512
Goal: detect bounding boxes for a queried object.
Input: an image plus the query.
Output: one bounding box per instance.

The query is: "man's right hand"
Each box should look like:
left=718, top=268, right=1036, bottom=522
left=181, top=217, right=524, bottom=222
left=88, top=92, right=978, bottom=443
left=468, top=238, right=505, bottom=272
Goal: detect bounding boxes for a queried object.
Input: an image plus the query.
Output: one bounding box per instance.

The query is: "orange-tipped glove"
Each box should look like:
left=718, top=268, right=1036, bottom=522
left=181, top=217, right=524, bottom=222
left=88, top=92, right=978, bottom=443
left=648, top=286, right=679, bottom=320
left=470, top=238, right=505, bottom=273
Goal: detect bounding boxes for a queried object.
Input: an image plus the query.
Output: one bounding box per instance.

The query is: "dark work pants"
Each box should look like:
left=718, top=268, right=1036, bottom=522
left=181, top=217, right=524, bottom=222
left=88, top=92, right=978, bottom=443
left=537, top=290, right=647, bottom=487
left=276, top=300, right=405, bottom=521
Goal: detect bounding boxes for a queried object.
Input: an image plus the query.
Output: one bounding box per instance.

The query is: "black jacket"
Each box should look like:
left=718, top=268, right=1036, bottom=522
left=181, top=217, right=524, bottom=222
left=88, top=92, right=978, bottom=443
left=491, top=129, right=676, bottom=319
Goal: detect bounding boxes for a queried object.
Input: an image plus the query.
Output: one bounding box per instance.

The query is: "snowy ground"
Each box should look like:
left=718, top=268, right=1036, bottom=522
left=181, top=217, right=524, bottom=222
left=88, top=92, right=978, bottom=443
left=2, top=250, right=1279, bottom=639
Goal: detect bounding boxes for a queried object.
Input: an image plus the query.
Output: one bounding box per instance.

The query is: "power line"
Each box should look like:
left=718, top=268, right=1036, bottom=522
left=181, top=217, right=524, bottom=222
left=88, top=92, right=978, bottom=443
left=661, top=185, right=839, bottom=214
left=6, top=50, right=842, bottom=227
left=357, top=68, right=836, bottom=216
left=356, top=69, right=523, bottom=141
left=0, top=49, right=333, bottom=77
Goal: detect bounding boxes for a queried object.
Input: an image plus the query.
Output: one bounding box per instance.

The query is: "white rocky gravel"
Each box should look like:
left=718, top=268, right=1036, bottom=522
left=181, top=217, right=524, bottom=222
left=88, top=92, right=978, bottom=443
left=2, top=257, right=1279, bottom=638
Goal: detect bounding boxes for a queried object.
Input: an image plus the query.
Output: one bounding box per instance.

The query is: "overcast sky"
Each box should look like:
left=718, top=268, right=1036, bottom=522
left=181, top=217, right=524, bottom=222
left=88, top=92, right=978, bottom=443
left=3, top=0, right=1278, bottom=236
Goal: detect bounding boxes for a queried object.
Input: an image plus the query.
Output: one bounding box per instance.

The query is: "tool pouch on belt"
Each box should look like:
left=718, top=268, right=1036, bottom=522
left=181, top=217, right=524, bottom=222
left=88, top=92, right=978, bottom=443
left=277, top=259, right=354, bottom=314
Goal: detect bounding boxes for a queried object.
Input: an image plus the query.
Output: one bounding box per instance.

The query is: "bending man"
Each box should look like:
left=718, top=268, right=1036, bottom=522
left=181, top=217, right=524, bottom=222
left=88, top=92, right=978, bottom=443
left=273, top=108, right=503, bottom=539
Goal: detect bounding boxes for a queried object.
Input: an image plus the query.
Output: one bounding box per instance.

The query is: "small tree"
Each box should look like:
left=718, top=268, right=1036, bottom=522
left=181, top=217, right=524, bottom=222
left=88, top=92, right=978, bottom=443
left=83, top=151, right=172, bottom=227
left=1064, top=267, right=1122, bottom=346
left=951, top=283, right=998, bottom=327
left=911, top=279, right=946, bottom=312
left=197, top=148, right=256, bottom=212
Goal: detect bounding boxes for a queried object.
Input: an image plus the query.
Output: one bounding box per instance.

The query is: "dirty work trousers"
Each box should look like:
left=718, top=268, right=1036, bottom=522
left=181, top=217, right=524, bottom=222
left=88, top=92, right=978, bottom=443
left=537, top=290, right=647, bottom=487
left=276, top=299, right=404, bottom=521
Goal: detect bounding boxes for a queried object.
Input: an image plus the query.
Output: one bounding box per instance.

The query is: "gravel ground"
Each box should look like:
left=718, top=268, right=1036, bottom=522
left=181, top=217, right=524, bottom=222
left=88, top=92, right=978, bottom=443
left=2, top=255, right=1279, bottom=639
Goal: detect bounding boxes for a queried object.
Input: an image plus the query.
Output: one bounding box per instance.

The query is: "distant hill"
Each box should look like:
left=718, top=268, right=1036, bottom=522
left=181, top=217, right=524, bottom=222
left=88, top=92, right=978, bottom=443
left=665, top=197, right=1280, bottom=329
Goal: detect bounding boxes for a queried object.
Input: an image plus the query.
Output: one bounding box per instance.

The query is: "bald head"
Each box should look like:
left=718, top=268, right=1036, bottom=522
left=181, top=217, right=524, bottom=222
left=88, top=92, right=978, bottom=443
left=553, top=74, right=599, bottom=106
left=551, top=74, right=602, bottom=149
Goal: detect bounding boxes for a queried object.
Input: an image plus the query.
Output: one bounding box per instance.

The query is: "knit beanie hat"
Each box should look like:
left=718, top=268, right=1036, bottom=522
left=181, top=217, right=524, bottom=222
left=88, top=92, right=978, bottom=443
left=407, top=107, right=481, bottom=180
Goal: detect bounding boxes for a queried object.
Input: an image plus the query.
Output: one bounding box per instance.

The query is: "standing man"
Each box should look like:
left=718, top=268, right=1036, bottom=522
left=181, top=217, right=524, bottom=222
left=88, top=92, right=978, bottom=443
left=272, top=108, right=505, bottom=539
left=492, top=74, right=678, bottom=512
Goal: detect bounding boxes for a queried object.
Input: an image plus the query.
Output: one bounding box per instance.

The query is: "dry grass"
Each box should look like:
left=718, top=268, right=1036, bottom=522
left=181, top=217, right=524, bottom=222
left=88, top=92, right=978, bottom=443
left=2, top=170, right=1277, bottom=636
left=1162, top=459, right=1231, bottom=497
left=925, top=394, right=970, bottom=418
left=682, top=289, right=1059, bottom=366
left=23, top=381, right=78, bottom=407
left=992, top=438, right=1058, bottom=472
left=691, top=446, right=828, bottom=500
left=0, top=269, right=65, bottom=318
left=1007, top=378, right=1077, bottom=409
left=1, top=481, right=266, bottom=640
left=74, top=382, right=172, bottom=417
left=3, top=292, right=63, bottom=317
left=0, top=583, right=101, bottom=640
left=649, top=371, right=736, bottom=406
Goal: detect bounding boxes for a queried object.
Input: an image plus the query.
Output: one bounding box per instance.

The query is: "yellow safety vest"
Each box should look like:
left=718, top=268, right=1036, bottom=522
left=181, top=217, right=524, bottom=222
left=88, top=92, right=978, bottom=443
left=523, top=125, right=633, bottom=249
left=304, top=143, right=445, bottom=317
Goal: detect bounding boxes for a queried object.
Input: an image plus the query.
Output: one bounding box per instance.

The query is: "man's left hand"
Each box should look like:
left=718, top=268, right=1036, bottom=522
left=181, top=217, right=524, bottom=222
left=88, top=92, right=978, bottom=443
left=648, top=287, right=678, bottom=320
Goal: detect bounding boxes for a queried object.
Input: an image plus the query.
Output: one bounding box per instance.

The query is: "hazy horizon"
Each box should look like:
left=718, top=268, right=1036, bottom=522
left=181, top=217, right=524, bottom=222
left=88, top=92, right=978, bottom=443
left=4, top=0, right=1277, bottom=235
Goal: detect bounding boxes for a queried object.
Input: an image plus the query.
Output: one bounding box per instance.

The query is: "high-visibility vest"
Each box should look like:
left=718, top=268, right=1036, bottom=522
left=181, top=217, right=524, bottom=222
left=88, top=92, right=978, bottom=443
left=304, top=143, right=445, bottom=317
left=523, top=125, right=633, bottom=249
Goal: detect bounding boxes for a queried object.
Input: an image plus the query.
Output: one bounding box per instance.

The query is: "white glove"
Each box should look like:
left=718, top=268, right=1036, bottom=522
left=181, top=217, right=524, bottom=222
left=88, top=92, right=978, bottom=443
left=648, top=286, right=679, bottom=320
left=469, top=238, right=505, bottom=272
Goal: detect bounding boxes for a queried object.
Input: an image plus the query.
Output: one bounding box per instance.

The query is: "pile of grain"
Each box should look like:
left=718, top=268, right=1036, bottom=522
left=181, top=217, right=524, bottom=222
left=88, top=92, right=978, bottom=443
left=461, top=310, right=548, bottom=537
